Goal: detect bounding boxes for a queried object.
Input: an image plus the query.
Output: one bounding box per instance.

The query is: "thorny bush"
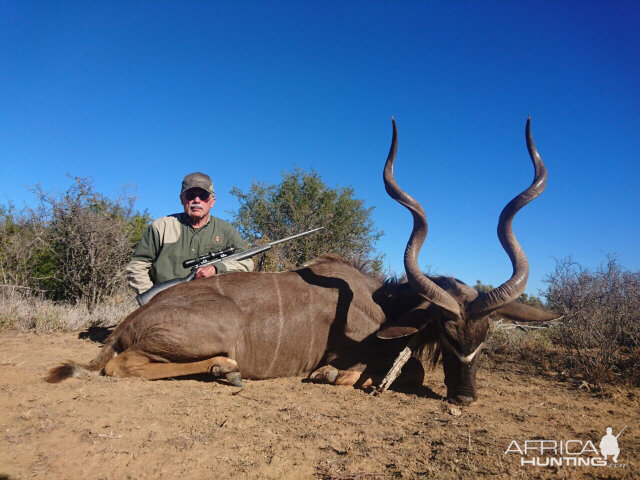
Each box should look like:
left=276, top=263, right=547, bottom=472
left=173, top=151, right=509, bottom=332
left=544, top=256, right=640, bottom=386
left=0, top=177, right=150, bottom=312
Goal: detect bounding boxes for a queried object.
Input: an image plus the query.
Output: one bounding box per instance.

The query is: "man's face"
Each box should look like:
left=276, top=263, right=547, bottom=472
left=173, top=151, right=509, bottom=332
left=180, top=188, right=215, bottom=224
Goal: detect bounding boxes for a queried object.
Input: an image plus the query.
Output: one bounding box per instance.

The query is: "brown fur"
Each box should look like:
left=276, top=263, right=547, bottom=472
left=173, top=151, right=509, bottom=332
left=46, top=255, right=555, bottom=402
left=46, top=255, right=423, bottom=385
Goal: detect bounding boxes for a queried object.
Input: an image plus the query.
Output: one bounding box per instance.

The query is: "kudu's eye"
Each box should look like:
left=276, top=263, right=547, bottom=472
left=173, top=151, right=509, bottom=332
left=439, top=319, right=463, bottom=345
left=439, top=318, right=452, bottom=331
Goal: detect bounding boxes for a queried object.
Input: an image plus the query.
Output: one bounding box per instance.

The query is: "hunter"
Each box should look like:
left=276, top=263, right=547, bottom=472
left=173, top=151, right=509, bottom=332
left=126, top=172, right=253, bottom=295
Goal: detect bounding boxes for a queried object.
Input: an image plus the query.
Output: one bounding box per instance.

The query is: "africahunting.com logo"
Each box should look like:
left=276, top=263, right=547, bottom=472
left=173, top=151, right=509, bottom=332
left=505, top=426, right=628, bottom=468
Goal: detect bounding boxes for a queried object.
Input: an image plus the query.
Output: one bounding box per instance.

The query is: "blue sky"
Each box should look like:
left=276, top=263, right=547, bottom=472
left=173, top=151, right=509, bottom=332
left=2, top=1, right=639, bottom=296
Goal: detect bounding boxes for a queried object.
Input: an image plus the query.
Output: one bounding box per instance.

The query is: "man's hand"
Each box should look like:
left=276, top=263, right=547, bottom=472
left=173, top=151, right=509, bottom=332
left=194, top=265, right=217, bottom=279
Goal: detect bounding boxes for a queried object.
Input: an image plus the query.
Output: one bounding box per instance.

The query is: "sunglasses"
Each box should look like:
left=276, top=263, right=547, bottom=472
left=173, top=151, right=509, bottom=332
left=184, top=190, right=211, bottom=201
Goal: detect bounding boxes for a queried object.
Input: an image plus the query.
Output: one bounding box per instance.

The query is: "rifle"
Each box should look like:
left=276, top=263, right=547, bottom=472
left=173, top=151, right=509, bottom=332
left=616, top=425, right=628, bottom=439
left=136, top=227, right=324, bottom=306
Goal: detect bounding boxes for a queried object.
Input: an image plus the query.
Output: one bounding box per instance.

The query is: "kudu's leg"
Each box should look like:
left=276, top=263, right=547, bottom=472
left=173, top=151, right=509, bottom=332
left=310, top=365, right=370, bottom=386
left=310, top=358, right=424, bottom=389
left=104, top=349, right=243, bottom=386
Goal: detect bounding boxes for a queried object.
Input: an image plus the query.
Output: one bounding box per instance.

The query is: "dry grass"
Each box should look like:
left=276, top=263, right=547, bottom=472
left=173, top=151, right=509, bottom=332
left=0, top=289, right=136, bottom=332
left=485, top=321, right=555, bottom=363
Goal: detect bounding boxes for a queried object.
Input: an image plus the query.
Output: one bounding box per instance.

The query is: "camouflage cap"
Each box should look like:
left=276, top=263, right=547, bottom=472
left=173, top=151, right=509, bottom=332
left=181, top=172, right=214, bottom=195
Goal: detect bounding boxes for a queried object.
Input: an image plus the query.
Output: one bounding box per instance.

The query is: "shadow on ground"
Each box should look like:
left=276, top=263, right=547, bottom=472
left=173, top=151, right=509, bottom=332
left=78, top=326, right=114, bottom=344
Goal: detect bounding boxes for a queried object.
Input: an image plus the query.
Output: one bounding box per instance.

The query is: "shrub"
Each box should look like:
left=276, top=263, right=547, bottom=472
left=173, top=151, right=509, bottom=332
left=0, top=202, right=52, bottom=295
left=0, top=177, right=150, bottom=311
left=231, top=167, right=383, bottom=272
left=544, top=256, right=640, bottom=386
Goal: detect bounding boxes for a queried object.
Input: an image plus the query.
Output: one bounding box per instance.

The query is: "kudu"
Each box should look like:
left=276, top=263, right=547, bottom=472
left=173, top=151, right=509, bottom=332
left=370, top=117, right=561, bottom=404
left=46, top=118, right=558, bottom=405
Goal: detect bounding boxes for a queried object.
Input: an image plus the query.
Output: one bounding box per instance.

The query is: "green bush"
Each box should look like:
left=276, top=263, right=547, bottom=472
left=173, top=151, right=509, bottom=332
left=231, top=167, right=383, bottom=272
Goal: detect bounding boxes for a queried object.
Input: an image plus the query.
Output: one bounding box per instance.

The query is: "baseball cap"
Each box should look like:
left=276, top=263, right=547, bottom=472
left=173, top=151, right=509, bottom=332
left=181, top=172, right=214, bottom=195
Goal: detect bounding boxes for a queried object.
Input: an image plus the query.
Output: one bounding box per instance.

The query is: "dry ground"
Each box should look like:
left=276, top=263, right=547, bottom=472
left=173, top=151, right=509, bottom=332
left=1, top=331, right=638, bottom=479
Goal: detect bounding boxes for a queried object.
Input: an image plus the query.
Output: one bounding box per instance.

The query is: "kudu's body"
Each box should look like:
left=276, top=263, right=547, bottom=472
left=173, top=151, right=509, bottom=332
left=46, top=255, right=426, bottom=385
left=47, top=118, right=560, bottom=405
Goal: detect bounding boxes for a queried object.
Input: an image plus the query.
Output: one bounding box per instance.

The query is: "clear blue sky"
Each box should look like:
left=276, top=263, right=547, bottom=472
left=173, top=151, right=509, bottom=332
left=2, top=1, right=639, bottom=296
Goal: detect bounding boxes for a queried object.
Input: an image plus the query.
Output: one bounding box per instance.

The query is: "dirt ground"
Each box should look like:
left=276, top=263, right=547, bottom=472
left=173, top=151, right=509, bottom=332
left=1, top=331, right=638, bottom=479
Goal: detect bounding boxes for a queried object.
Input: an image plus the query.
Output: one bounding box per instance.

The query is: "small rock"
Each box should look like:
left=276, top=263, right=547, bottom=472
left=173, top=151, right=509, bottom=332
left=449, top=407, right=462, bottom=416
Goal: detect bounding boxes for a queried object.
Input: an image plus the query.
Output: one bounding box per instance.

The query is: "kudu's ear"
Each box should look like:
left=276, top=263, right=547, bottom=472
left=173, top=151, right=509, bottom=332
left=490, top=302, right=562, bottom=323
left=376, top=307, right=431, bottom=340
left=377, top=326, right=419, bottom=339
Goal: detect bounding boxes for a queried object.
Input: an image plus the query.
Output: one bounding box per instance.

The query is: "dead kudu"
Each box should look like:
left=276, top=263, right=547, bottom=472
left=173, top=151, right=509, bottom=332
left=46, top=118, right=559, bottom=405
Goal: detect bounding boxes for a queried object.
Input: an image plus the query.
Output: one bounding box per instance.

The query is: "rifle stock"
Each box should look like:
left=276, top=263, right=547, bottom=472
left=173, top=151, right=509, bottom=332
left=135, top=227, right=323, bottom=306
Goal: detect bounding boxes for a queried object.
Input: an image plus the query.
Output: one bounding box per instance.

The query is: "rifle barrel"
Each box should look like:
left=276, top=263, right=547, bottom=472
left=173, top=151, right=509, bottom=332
left=268, top=227, right=324, bottom=246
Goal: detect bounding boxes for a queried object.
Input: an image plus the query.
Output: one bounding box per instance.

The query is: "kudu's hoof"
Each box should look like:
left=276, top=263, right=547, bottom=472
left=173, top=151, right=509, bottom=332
left=309, top=365, right=339, bottom=384
left=225, top=372, right=243, bottom=387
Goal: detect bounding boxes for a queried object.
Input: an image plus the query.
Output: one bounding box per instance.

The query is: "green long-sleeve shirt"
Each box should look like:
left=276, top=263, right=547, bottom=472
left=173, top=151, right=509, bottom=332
left=126, top=213, right=253, bottom=294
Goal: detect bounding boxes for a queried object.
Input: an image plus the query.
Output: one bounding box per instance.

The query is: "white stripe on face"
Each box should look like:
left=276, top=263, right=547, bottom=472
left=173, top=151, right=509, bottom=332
left=442, top=335, right=483, bottom=364
left=456, top=342, right=483, bottom=364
